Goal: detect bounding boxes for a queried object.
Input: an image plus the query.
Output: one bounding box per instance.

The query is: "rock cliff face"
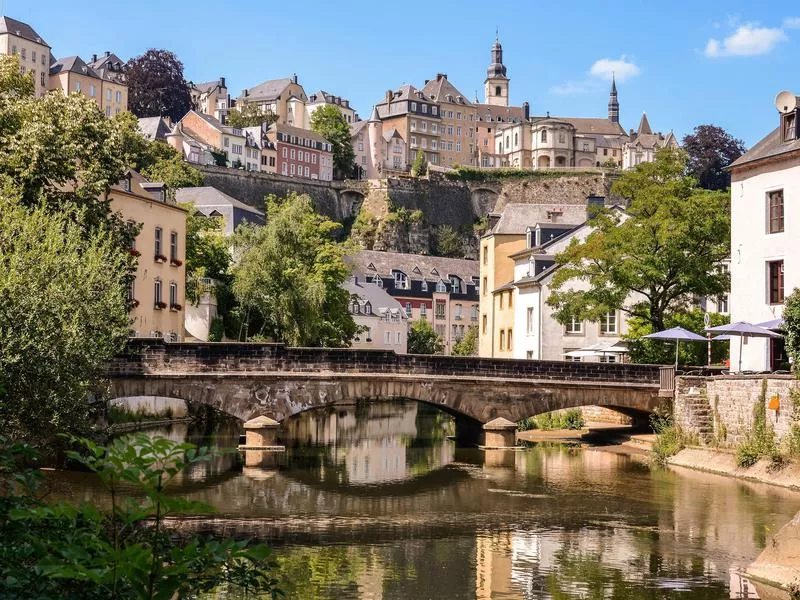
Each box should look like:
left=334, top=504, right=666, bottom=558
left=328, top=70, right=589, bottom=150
left=197, top=166, right=617, bottom=257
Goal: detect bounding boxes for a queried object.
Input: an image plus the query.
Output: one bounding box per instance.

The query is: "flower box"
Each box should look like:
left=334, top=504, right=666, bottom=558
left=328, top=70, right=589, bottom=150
left=169, top=259, right=183, bottom=267
left=170, top=304, right=182, bottom=311
left=130, top=299, right=140, bottom=308
left=129, top=249, right=141, bottom=257
left=154, top=254, right=167, bottom=263
left=154, top=301, right=167, bottom=310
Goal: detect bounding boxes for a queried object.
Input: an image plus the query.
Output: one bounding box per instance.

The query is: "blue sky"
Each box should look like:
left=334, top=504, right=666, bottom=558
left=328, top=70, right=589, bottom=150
left=9, top=0, right=799, bottom=146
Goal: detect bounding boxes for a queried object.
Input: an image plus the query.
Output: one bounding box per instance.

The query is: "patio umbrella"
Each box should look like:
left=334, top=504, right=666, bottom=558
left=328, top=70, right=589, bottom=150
left=705, top=322, right=783, bottom=372
left=756, top=318, right=785, bottom=331
left=643, top=326, right=708, bottom=367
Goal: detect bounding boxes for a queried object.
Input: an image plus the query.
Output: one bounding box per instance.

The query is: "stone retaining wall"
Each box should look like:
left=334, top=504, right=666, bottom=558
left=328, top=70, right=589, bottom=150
left=675, top=375, right=798, bottom=447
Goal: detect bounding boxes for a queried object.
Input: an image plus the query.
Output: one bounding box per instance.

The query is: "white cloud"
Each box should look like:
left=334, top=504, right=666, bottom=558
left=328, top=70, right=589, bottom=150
left=589, top=57, right=640, bottom=82
left=705, top=24, right=787, bottom=57
left=783, top=16, right=800, bottom=29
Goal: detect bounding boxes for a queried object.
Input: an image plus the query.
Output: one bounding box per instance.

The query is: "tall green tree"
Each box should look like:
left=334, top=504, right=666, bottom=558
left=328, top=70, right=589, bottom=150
left=126, top=49, right=192, bottom=123
left=408, top=320, right=444, bottom=355
left=682, top=124, right=746, bottom=190
left=0, top=200, right=131, bottom=446
left=411, top=149, right=427, bottom=177
left=232, top=193, right=357, bottom=346
left=226, top=103, right=277, bottom=129
left=547, top=149, right=730, bottom=332
left=452, top=326, right=478, bottom=356
left=310, top=104, right=355, bottom=176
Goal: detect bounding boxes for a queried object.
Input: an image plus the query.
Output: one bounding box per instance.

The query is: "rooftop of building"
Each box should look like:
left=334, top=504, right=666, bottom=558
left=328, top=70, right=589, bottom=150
left=175, top=186, right=264, bottom=216
left=488, top=203, right=602, bottom=236
left=268, top=122, right=330, bottom=145
left=347, top=249, right=479, bottom=283
left=240, top=76, right=304, bottom=102
left=422, top=74, right=471, bottom=105
left=86, top=51, right=126, bottom=83
left=49, top=55, right=101, bottom=79
left=729, top=125, right=799, bottom=169
left=0, top=15, right=49, bottom=47
left=344, top=278, right=406, bottom=316
left=138, top=116, right=172, bottom=141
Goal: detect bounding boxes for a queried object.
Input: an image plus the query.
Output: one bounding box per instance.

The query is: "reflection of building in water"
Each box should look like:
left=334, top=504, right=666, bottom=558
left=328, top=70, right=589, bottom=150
left=283, top=402, right=455, bottom=485
left=475, top=532, right=514, bottom=600
left=729, top=569, right=760, bottom=599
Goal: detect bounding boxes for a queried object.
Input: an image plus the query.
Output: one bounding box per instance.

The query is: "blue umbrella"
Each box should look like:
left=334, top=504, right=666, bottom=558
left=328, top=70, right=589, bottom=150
left=643, top=326, right=708, bottom=367
left=705, top=322, right=782, bottom=372
left=756, top=318, right=784, bottom=331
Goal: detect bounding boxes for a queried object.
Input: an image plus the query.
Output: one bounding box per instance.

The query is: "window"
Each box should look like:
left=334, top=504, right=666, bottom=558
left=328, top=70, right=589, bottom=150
left=527, top=307, right=534, bottom=334
left=396, top=332, right=402, bottom=344
left=482, top=277, right=487, bottom=295
left=105, top=106, right=111, bottom=117
left=603, top=148, right=608, bottom=156
left=717, top=295, right=729, bottom=313
left=768, top=260, right=785, bottom=304
left=31, top=50, right=36, bottom=62
left=420, top=304, right=427, bottom=318
left=169, top=231, right=178, bottom=262
left=365, top=327, right=372, bottom=342
left=20, top=48, right=26, bottom=60
left=541, top=129, right=547, bottom=143
left=312, top=154, right=317, bottom=164
left=40, top=72, right=45, bottom=86
left=304, top=166, right=309, bottom=177
left=499, top=294, right=504, bottom=310
left=393, top=270, right=408, bottom=289
left=116, top=91, right=121, bottom=103
left=499, top=330, right=505, bottom=350
left=422, top=104, right=428, bottom=113
left=783, top=112, right=797, bottom=142
left=106, top=89, right=112, bottom=102
left=421, top=280, right=428, bottom=291
left=507, top=291, right=513, bottom=308
left=290, top=149, right=295, bottom=159
left=169, top=282, right=178, bottom=307
left=152, top=278, right=165, bottom=309
left=75, top=81, right=81, bottom=92
left=495, top=85, right=502, bottom=97
left=435, top=301, right=446, bottom=320
left=432, top=106, right=438, bottom=115
left=507, top=329, right=513, bottom=351
left=457, top=126, right=462, bottom=137
left=599, top=355, right=617, bottom=363
left=768, top=190, right=784, bottom=233
left=358, top=141, right=364, bottom=151
left=290, top=164, right=295, bottom=175
left=483, top=246, right=488, bottom=265
left=282, top=147, right=287, bottom=158
left=565, top=316, right=583, bottom=334
left=454, top=304, right=462, bottom=319
left=411, top=102, right=417, bottom=111
left=559, top=131, right=566, bottom=143
left=527, top=351, right=534, bottom=360
left=384, top=331, right=391, bottom=344
left=154, top=227, right=163, bottom=256
left=364, top=302, right=372, bottom=315
left=600, top=311, right=618, bottom=335
left=405, top=302, right=412, bottom=317
left=10, top=45, right=15, bottom=55
left=450, top=277, right=461, bottom=294
left=436, top=280, right=447, bottom=293
left=482, top=314, right=487, bottom=333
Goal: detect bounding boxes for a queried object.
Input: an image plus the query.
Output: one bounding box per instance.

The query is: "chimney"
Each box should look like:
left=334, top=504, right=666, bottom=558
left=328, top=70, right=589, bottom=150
left=523, top=101, right=530, bottom=121
left=242, top=89, right=249, bottom=97
left=385, top=89, right=393, bottom=104
left=105, top=51, right=111, bottom=57
left=437, top=73, right=446, bottom=80
left=343, top=100, right=349, bottom=108
left=292, top=73, right=298, bottom=84
left=91, top=53, right=97, bottom=63
left=487, top=212, right=501, bottom=231
left=219, top=76, right=225, bottom=88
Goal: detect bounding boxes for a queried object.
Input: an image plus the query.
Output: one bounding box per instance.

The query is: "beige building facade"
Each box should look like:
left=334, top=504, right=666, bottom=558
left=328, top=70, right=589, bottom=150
left=237, top=75, right=308, bottom=127
left=422, top=73, right=477, bottom=167
left=190, top=77, right=230, bottom=123
left=110, top=171, right=187, bottom=340
left=344, top=278, right=408, bottom=353
left=0, top=16, right=51, bottom=96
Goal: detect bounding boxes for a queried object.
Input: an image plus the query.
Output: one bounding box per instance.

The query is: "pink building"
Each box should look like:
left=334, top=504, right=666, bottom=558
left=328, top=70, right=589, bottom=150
left=269, top=123, right=333, bottom=181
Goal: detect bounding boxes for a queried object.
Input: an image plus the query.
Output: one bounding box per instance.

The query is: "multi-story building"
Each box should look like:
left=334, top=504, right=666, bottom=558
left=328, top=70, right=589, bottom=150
left=727, top=91, right=800, bottom=371
left=172, top=110, right=249, bottom=169
left=622, top=113, right=679, bottom=168
left=237, top=75, right=308, bottom=127
left=307, top=90, right=357, bottom=124
left=350, top=107, right=408, bottom=178
left=138, top=116, right=173, bottom=142
left=479, top=202, right=597, bottom=358
left=375, top=85, right=442, bottom=168
left=87, top=51, right=128, bottom=116
left=110, top=170, right=186, bottom=340
left=268, top=123, right=334, bottom=181
left=244, top=124, right=277, bottom=174
left=346, top=250, right=480, bottom=354
left=344, top=277, right=408, bottom=353
left=189, top=77, right=230, bottom=123
left=494, top=121, right=532, bottom=168
left=175, top=186, right=265, bottom=234
left=0, top=16, right=51, bottom=96
left=421, top=73, right=477, bottom=167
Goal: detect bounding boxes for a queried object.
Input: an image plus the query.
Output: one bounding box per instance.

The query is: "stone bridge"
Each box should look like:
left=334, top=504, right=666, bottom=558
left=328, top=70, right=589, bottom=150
left=107, top=340, right=666, bottom=444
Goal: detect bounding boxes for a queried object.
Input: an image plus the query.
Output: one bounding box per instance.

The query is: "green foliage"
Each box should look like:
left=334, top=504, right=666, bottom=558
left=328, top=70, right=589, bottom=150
left=651, top=413, right=685, bottom=465
left=127, top=49, right=192, bottom=123
left=350, top=208, right=379, bottom=249
left=517, top=417, right=537, bottom=431
left=452, top=326, right=479, bottom=356
left=433, top=225, right=464, bottom=258
left=410, top=149, right=427, bottom=177
left=625, top=309, right=729, bottom=365
left=232, top=193, right=357, bottom=346
left=0, top=435, right=280, bottom=599
left=783, top=288, right=800, bottom=375
left=226, top=103, right=277, bottom=129
left=208, top=317, right=225, bottom=342
left=310, top=104, right=355, bottom=176
left=473, top=216, right=489, bottom=237
left=142, top=154, right=204, bottom=197
left=736, top=381, right=778, bottom=468
left=181, top=207, right=232, bottom=305
left=106, top=403, right=174, bottom=425
left=407, top=320, right=444, bottom=355
left=0, top=200, right=131, bottom=447
left=532, top=409, right=586, bottom=431
left=445, top=166, right=598, bottom=182
left=561, top=409, right=585, bottom=430
left=547, top=149, right=731, bottom=332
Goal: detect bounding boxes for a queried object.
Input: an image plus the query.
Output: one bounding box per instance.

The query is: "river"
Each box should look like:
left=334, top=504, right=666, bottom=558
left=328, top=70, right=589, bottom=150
left=50, top=401, right=800, bottom=599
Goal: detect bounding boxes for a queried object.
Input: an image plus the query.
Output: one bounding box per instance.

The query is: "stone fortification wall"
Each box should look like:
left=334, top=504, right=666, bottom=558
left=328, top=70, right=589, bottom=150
left=675, top=375, right=798, bottom=446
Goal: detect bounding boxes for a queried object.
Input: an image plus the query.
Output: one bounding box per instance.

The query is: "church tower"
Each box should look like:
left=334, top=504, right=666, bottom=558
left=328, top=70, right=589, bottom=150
left=608, top=74, right=619, bottom=123
left=484, top=35, right=509, bottom=107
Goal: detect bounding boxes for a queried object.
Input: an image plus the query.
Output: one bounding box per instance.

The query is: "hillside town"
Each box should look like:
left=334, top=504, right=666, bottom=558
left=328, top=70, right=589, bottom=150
left=3, top=6, right=800, bottom=599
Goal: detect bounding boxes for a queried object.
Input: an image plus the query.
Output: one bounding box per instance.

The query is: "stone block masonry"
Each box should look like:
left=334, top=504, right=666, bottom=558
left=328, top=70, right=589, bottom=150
left=674, top=375, right=799, bottom=447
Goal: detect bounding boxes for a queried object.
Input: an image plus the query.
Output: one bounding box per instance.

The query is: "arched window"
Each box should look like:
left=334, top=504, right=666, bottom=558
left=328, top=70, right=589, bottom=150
left=514, top=132, right=518, bottom=147
left=364, top=302, right=372, bottom=315
left=495, top=85, right=502, bottom=97
left=541, top=129, right=547, bottom=143
left=436, top=280, right=447, bottom=293
left=350, top=300, right=359, bottom=314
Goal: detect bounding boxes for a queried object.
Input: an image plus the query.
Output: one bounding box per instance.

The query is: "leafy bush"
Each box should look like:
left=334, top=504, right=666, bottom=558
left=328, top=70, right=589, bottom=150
left=444, top=166, right=600, bottom=182
left=0, top=435, right=281, bottom=599
left=517, top=417, right=537, bottom=432
left=531, top=409, right=585, bottom=431
left=562, top=409, right=585, bottom=430
left=208, top=317, right=225, bottom=342
left=785, top=288, right=800, bottom=375
left=433, top=225, right=464, bottom=258
left=736, top=382, right=778, bottom=468
left=106, top=403, right=174, bottom=425
left=650, top=413, right=685, bottom=465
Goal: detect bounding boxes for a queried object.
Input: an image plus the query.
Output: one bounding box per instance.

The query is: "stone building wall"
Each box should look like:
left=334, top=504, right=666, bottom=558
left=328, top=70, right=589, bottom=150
left=675, top=375, right=798, bottom=447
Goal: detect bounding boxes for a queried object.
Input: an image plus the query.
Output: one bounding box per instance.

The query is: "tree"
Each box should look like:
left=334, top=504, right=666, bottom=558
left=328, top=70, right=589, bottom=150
left=232, top=193, right=357, bottom=346
left=143, top=153, right=204, bottom=194
left=182, top=207, right=232, bottom=309
left=682, top=124, right=746, bottom=190
left=625, top=309, right=729, bottom=365
left=0, top=200, right=131, bottom=447
left=547, top=149, right=730, bottom=333
left=226, top=102, right=277, bottom=129
left=126, top=49, right=192, bottom=123
left=434, top=225, right=464, bottom=257
left=310, top=104, right=355, bottom=176
left=407, top=320, right=444, bottom=355
left=452, top=326, right=478, bottom=356
left=411, top=149, right=427, bottom=177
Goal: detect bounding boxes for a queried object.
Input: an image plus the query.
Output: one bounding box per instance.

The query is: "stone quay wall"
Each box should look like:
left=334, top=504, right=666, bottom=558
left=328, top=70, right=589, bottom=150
left=675, top=375, right=798, bottom=447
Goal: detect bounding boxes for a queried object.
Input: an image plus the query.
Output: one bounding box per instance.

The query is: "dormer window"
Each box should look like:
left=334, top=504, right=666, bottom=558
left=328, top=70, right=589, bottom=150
left=364, top=302, right=372, bottom=315
left=351, top=300, right=360, bottom=314
left=783, top=112, right=797, bottom=142
left=526, top=229, right=533, bottom=248
left=450, top=276, right=462, bottom=294
left=436, top=280, right=447, bottom=293
left=373, top=276, right=383, bottom=288
left=392, top=270, right=408, bottom=289
left=421, top=280, right=428, bottom=292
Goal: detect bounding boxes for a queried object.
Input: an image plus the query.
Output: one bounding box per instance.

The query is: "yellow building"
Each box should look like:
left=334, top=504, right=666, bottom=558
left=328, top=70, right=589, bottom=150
left=110, top=171, right=187, bottom=340
left=49, top=53, right=128, bottom=116
left=237, top=75, right=308, bottom=127
left=0, top=15, right=51, bottom=96
left=87, top=52, right=128, bottom=116
left=421, top=73, right=477, bottom=167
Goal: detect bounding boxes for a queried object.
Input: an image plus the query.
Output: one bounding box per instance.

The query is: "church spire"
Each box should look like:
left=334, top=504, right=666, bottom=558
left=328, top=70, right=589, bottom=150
left=608, top=73, right=619, bottom=123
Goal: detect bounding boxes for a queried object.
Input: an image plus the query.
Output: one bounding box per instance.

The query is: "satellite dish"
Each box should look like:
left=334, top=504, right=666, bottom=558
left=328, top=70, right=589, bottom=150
left=775, top=91, right=797, bottom=114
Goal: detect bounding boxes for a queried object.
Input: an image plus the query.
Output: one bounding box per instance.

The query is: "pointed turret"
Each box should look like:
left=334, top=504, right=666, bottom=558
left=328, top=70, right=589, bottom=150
left=637, top=112, right=652, bottom=135
left=368, top=105, right=380, bottom=123
left=484, top=35, right=509, bottom=107
left=608, top=74, right=619, bottom=123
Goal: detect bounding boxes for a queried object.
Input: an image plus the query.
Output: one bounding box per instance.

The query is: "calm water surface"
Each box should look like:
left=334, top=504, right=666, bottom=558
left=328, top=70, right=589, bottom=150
left=51, top=401, right=800, bottom=599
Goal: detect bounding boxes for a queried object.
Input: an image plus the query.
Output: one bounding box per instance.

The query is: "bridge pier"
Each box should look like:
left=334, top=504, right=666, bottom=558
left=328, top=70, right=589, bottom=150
left=482, top=417, right=519, bottom=449
left=240, top=416, right=284, bottom=451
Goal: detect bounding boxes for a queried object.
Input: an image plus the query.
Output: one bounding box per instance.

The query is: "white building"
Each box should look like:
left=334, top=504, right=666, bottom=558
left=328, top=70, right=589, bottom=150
left=0, top=16, right=51, bottom=97
left=344, top=277, right=408, bottom=353
left=727, top=91, right=798, bottom=371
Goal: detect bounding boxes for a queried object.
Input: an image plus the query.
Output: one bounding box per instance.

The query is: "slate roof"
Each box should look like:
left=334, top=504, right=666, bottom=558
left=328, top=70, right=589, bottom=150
left=728, top=126, right=800, bottom=169
left=193, top=79, right=224, bottom=94
left=347, top=250, right=478, bottom=283
left=474, top=103, right=526, bottom=123
left=422, top=74, right=471, bottom=104
left=551, top=116, right=627, bottom=136
left=343, top=279, right=406, bottom=317
left=87, top=52, right=126, bottom=83
left=175, top=186, right=265, bottom=217
left=241, top=77, right=301, bottom=102
left=270, top=122, right=329, bottom=145
left=489, top=203, right=598, bottom=235
left=49, top=56, right=101, bottom=79
left=138, top=116, right=172, bottom=141
left=637, top=113, right=652, bottom=135
left=0, top=16, right=49, bottom=47
left=350, top=120, right=367, bottom=137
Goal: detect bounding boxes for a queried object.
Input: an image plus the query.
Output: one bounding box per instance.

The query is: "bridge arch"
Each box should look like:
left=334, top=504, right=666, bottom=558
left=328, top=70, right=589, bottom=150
left=338, top=189, right=365, bottom=220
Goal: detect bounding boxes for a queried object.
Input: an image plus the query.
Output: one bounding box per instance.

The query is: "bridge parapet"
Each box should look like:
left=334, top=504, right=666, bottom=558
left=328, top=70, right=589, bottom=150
left=109, top=339, right=662, bottom=384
